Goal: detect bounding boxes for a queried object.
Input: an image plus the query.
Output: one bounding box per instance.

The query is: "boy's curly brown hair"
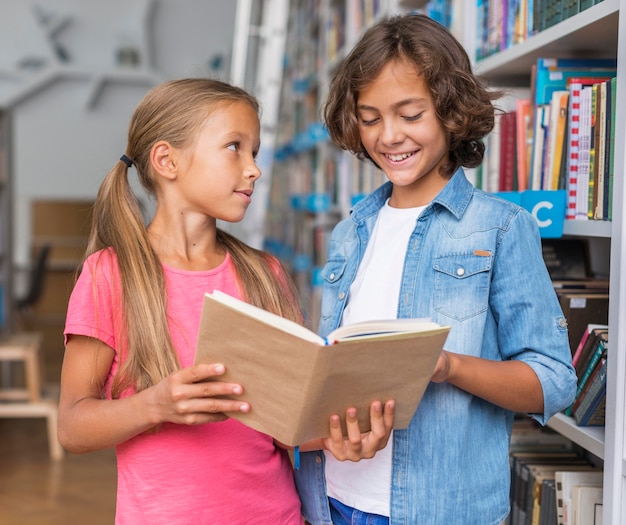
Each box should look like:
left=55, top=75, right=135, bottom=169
left=323, top=13, right=502, bottom=178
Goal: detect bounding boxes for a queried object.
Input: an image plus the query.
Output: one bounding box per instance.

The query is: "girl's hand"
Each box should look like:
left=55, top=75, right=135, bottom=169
left=321, top=400, right=395, bottom=461
left=148, top=363, right=250, bottom=426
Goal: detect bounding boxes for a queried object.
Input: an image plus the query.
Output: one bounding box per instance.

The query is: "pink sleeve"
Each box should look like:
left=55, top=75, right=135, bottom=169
left=63, top=250, right=122, bottom=350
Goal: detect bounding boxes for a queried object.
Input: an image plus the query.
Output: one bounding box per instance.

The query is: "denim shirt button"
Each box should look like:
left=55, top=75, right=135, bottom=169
left=559, top=317, right=567, bottom=328
left=315, top=455, right=322, bottom=464
left=338, top=292, right=345, bottom=300
left=330, top=273, right=335, bottom=281
left=456, top=267, right=465, bottom=276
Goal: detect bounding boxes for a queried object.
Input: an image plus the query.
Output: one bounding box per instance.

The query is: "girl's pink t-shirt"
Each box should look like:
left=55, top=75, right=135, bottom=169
left=64, top=249, right=303, bottom=525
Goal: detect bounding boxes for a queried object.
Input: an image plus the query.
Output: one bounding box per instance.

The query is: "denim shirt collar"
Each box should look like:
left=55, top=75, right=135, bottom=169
left=350, top=167, right=472, bottom=225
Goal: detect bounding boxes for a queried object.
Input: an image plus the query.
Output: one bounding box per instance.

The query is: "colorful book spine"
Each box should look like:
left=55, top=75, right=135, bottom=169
left=577, top=85, right=592, bottom=219
left=573, top=358, right=607, bottom=426
left=566, top=82, right=583, bottom=219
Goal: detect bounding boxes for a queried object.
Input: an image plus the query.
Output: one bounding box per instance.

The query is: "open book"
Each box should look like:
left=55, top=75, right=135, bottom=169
left=194, top=290, right=450, bottom=446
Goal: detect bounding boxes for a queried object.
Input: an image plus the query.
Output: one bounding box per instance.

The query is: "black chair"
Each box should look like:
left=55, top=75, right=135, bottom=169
left=15, top=244, right=51, bottom=312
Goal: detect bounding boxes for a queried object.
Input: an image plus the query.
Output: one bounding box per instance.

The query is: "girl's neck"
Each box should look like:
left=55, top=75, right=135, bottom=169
left=147, top=215, right=225, bottom=271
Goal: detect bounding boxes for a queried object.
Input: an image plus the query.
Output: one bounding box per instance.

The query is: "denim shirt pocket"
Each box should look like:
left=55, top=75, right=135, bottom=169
left=319, top=257, right=348, bottom=323
left=433, top=252, right=492, bottom=321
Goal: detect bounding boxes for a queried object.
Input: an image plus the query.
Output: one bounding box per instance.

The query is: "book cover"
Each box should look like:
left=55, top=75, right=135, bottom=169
left=571, top=351, right=606, bottom=415
left=570, top=322, right=609, bottom=366
left=571, top=485, right=603, bottom=525
left=565, top=328, right=608, bottom=417
left=530, top=104, right=547, bottom=190
left=604, top=77, right=616, bottom=220
left=588, top=83, right=601, bottom=219
left=516, top=98, right=532, bottom=191
left=555, top=469, right=603, bottom=525
left=538, top=478, right=556, bottom=525
left=576, top=85, right=593, bottom=219
left=574, top=327, right=608, bottom=381
left=533, top=58, right=617, bottom=106
left=194, top=290, right=450, bottom=446
left=556, top=291, right=609, bottom=353
left=607, top=76, right=616, bottom=220
left=547, top=90, right=569, bottom=190
left=593, top=80, right=608, bottom=219
left=573, top=357, right=608, bottom=426
left=499, top=110, right=517, bottom=191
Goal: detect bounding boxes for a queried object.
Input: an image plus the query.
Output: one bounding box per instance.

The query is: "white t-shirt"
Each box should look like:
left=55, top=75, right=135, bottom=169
left=324, top=199, right=426, bottom=516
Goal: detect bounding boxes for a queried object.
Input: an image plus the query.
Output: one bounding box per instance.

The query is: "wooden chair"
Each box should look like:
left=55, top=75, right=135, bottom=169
left=0, top=332, right=64, bottom=460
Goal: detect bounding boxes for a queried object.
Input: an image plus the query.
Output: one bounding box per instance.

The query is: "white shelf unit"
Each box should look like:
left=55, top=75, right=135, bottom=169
left=467, top=2, right=625, bottom=523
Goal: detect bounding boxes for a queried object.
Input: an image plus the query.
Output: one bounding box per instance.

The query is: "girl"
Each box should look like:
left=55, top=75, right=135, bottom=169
left=294, top=14, right=577, bottom=525
left=58, top=78, right=387, bottom=525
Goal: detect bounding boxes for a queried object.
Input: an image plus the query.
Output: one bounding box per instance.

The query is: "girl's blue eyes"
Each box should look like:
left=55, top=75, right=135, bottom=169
left=227, top=142, right=259, bottom=159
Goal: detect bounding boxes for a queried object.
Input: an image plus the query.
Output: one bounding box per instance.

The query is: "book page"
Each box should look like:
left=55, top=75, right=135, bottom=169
left=328, top=318, right=442, bottom=342
left=207, top=290, right=324, bottom=345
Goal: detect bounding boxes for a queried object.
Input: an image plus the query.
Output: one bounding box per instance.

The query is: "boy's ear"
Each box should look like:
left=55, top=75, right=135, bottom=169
left=150, top=141, right=178, bottom=180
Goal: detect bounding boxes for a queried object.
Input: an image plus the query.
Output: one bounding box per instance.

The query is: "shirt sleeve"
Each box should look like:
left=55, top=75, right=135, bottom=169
left=489, top=208, right=577, bottom=424
left=64, top=250, right=121, bottom=351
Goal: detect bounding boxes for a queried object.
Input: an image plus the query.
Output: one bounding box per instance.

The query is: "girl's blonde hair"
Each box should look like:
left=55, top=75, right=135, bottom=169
left=324, top=14, right=501, bottom=177
left=84, top=78, right=301, bottom=397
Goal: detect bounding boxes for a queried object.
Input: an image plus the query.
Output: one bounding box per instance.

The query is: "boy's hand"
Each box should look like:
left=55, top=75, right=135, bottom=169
left=322, top=400, right=395, bottom=461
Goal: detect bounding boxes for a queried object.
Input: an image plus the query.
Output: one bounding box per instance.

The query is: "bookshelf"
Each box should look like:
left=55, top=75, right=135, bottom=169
left=268, top=0, right=626, bottom=522
left=467, top=2, right=625, bottom=523
left=0, top=109, right=13, bottom=337
left=269, top=0, right=407, bottom=327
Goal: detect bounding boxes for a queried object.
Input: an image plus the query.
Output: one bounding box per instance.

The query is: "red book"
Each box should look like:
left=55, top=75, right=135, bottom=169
left=499, top=111, right=517, bottom=191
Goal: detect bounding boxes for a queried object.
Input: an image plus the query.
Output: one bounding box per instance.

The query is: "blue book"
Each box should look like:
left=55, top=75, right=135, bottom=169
left=534, top=58, right=617, bottom=105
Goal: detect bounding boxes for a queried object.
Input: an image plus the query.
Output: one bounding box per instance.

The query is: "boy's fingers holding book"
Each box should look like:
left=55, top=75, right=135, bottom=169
left=369, top=399, right=395, bottom=443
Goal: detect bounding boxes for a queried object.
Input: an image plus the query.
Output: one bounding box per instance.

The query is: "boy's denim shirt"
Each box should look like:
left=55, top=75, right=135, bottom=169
left=294, top=169, right=577, bottom=525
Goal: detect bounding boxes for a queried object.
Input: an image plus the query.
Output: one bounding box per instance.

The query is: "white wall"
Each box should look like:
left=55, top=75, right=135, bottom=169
left=0, top=0, right=238, bottom=265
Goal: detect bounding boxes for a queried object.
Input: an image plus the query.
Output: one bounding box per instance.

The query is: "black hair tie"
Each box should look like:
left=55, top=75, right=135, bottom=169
left=120, top=154, right=134, bottom=168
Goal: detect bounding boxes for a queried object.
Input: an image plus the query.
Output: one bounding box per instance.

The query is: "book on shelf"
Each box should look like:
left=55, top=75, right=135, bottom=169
left=511, top=452, right=591, bottom=525
left=516, top=98, right=533, bottom=191
left=555, top=469, right=603, bottom=525
left=570, top=322, right=609, bottom=366
left=573, top=327, right=608, bottom=380
left=542, top=238, right=590, bottom=280
left=571, top=346, right=606, bottom=416
left=499, top=110, right=518, bottom=191
left=193, top=290, right=450, bottom=446
left=576, top=84, right=593, bottom=219
left=546, top=90, right=569, bottom=191
left=592, top=80, right=608, bottom=220
left=565, top=76, right=614, bottom=219
left=556, top=290, right=609, bottom=353
left=607, top=77, right=617, bottom=220
left=570, top=485, right=603, bottom=525
left=529, top=104, right=548, bottom=190
left=587, top=83, right=601, bottom=219
left=533, top=57, right=617, bottom=106
left=538, top=478, right=557, bottom=525
left=573, top=356, right=607, bottom=427
left=599, top=77, right=615, bottom=220
left=565, top=326, right=608, bottom=417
